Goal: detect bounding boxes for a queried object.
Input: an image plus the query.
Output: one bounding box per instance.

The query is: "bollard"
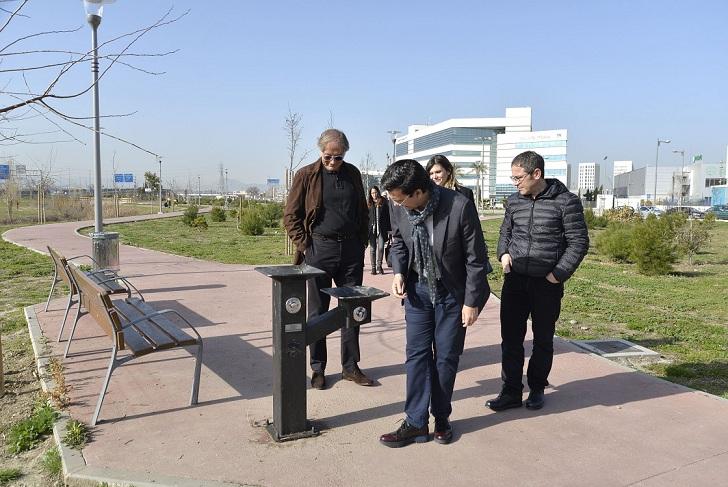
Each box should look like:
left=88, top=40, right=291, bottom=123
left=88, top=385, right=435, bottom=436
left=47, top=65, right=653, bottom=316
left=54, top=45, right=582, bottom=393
left=255, top=264, right=389, bottom=442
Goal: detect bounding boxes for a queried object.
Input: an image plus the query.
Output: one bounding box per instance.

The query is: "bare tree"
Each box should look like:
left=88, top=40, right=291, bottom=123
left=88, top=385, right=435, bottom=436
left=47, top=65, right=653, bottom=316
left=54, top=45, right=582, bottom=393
left=1, top=0, right=187, bottom=155
left=359, top=152, right=375, bottom=190
left=1, top=169, right=19, bottom=222
left=284, top=105, right=311, bottom=174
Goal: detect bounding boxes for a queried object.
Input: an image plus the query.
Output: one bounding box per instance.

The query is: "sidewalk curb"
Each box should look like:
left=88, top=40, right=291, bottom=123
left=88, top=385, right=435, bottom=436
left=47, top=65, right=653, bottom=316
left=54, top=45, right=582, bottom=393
left=25, top=305, right=244, bottom=487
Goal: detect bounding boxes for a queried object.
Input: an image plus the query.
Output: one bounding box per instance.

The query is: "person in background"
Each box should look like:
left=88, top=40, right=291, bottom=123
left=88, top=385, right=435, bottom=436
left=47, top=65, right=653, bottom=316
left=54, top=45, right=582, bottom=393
left=367, top=186, right=391, bottom=275
left=486, top=150, right=588, bottom=412
left=426, top=155, right=474, bottom=204
left=378, top=159, right=490, bottom=448
left=283, top=128, right=373, bottom=390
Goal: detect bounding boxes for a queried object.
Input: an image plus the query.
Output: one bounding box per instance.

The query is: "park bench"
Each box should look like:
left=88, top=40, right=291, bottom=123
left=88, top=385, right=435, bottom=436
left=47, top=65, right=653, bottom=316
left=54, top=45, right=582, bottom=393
left=65, top=263, right=203, bottom=426
left=46, top=246, right=136, bottom=342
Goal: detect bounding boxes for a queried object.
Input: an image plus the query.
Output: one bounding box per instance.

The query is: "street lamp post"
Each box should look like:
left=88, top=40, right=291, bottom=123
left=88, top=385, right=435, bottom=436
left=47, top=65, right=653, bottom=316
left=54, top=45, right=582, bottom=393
left=224, top=168, right=228, bottom=209
left=653, top=139, right=671, bottom=205
left=157, top=156, right=163, bottom=214
left=84, top=0, right=118, bottom=270
left=672, top=149, right=685, bottom=206
left=474, top=136, right=492, bottom=208
left=197, top=175, right=201, bottom=206
left=387, top=130, right=400, bottom=165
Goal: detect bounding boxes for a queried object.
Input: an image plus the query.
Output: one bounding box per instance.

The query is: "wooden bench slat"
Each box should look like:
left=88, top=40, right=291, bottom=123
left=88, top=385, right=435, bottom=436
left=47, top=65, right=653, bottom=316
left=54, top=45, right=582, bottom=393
left=87, top=272, right=126, bottom=294
left=116, top=324, right=155, bottom=356
left=124, top=298, right=198, bottom=347
left=113, top=301, right=179, bottom=350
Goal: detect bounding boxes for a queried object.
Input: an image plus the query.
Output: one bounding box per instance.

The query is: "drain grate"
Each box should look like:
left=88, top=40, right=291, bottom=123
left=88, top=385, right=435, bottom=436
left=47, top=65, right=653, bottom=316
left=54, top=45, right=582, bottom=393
left=572, top=338, right=660, bottom=360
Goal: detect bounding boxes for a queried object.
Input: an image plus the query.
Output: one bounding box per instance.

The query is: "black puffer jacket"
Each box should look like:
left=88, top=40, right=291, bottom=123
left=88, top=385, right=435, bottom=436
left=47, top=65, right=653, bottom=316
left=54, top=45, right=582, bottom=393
left=497, top=179, right=589, bottom=282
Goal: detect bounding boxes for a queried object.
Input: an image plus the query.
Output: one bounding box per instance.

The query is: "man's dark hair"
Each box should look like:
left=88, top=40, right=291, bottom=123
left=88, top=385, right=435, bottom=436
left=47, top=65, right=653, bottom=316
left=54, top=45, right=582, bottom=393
left=380, top=159, right=431, bottom=195
left=512, top=151, right=545, bottom=174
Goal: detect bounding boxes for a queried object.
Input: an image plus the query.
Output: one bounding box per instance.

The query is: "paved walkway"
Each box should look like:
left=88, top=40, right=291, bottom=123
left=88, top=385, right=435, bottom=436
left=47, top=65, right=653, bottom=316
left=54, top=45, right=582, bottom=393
left=4, top=217, right=728, bottom=487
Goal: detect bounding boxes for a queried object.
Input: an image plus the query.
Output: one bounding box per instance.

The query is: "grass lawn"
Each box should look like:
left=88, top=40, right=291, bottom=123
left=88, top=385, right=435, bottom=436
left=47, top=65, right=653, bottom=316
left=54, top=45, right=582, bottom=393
left=1, top=225, right=65, bottom=486
left=104, top=216, right=291, bottom=265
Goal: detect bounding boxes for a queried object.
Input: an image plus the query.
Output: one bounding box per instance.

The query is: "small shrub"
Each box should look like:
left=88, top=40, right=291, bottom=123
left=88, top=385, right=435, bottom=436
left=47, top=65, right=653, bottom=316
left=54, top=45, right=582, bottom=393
left=48, top=357, right=70, bottom=408
left=596, top=222, right=635, bottom=262
left=631, top=215, right=679, bottom=275
left=210, top=206, right=226, bottom=222
left=182, top=205, right=199, bottom=226
left=604, top=206, right=640, bottom=223
left=192, top=216, right=208, bottom=230
left=0, top=468, right=22, bottom=484
left=584, top=208, right=608, bottom=229
left=229, top=209, right=238, bottom=219
left=41, top=447, right=62, bottom=479
left=63, top=419, right=89, bottom=449
left=239, top=209, right=265, bottom=236
left=6, top=402, right=59, bottom=454
left=673, top=212, right=716, bottom=264
left=260, top=203, right=283, bottom=227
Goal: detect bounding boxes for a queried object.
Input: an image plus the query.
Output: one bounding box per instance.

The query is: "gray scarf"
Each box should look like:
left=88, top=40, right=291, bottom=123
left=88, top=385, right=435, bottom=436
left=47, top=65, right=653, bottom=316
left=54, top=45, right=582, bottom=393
left=406, top=183, right=441, bottom=304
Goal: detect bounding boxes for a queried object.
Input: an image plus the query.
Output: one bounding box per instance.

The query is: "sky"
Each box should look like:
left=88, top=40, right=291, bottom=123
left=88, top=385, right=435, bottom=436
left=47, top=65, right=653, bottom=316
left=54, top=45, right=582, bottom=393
left=1, top=0, right=727, bottom=190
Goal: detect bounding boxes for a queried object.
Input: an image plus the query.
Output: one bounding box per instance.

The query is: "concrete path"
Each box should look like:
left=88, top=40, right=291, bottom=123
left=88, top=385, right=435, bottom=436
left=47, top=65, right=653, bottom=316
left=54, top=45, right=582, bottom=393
left=4, top=217, right=728, bottom=487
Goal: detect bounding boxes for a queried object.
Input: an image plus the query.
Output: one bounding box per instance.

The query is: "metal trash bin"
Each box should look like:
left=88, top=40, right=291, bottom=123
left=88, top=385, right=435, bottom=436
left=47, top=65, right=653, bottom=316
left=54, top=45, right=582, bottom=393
left=90, top=231, right=120, bottom=271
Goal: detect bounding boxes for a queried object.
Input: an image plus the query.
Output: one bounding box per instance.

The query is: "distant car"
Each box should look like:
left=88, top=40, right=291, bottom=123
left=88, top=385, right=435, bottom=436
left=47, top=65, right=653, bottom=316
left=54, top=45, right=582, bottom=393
left=639, top=206, right=664, bottom=218
left=665, top=206, right=705, bottom=219
left=708, top=205, right=728, bottom=220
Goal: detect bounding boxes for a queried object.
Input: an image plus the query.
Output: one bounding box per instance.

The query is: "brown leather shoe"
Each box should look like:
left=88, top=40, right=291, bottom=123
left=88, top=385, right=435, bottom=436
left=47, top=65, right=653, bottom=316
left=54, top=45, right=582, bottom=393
left=342, top=367, right=373, bottom=386
left=380, top=420, right=429, bottom=448
left=311, top=372, right=326, bottom=390
left=434, top=417, right=453, bottom=445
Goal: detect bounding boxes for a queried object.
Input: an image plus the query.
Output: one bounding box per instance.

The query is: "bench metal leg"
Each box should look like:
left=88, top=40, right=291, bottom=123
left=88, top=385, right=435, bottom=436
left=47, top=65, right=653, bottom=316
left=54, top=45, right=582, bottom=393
left=190, top=340, right=203, bottom=405
left=57, top=292, right=75, bottom=342
left=45, top=272, right=59, bottom=311
left=63, top=306, right=83, bottom=358
left=91, top=345, right=118, bottom=427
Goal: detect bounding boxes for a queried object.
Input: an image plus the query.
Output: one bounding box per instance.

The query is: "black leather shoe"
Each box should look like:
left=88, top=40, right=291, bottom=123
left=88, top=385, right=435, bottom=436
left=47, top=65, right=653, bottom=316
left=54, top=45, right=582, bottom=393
left=371, top=269, right=377, bottom=275
left=434, top=417, right=453, bottom=445
left=380, top=420, right=429, bottom=448
left=525, top=389, right=545, bottom=410
left=342, top=367, right=373, bottom=386
left=376, top=266, right=384, bottom=275
left=311, top=372, right=326, bottom=390
left=485, top=389, right=523, bottom=411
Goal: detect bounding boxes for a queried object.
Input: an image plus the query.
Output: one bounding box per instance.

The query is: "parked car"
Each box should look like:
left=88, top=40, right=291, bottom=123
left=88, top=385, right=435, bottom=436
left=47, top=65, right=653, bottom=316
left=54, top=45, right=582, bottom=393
left=708, top=205, right=728, bottom=220
left=665, top=206, right=705, bottom=219
left=638, top=206, right=664, bottom=218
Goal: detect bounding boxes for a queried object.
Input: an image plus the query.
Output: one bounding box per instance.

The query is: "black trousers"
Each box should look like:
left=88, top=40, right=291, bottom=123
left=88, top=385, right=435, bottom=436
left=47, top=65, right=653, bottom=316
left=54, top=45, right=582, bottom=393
left=499, top=271, right=564, bottom=393
left=305, top=236, right=364, bottom=373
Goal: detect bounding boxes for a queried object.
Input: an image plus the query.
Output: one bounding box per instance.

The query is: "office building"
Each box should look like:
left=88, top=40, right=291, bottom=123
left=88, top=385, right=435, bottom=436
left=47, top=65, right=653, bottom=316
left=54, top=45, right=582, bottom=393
left=578, top=162, right=600, bottom=192
left=393, top=107, right=567, bottom=203
left=613, top=160, right=633, bottom=178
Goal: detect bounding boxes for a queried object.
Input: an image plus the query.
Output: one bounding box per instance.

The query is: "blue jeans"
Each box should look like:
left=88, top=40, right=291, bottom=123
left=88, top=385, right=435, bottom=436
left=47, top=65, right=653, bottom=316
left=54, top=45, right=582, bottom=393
left=404, top=278, right=466, bottom=428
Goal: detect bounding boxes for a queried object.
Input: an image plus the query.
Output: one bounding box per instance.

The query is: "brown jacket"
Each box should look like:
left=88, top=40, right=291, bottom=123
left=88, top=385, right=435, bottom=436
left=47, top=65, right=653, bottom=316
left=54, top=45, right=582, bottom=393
left=283, top=159, right=369, bottom=264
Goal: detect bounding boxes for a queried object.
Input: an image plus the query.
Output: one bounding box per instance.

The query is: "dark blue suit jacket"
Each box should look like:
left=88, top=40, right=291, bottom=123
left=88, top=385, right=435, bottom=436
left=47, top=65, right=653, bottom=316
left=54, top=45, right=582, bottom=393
left=389, top=187, right=490, bottom=310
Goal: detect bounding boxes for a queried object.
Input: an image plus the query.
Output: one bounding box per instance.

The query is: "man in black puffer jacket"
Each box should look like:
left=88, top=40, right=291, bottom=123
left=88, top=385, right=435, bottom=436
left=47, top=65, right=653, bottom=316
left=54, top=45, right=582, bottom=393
left=486, top=151, right=589, bottom=412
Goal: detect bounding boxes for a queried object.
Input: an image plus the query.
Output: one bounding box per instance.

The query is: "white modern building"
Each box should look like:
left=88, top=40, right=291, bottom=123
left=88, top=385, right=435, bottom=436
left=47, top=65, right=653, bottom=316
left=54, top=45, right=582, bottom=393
left=578, top=162, right=600, bottom=192
left=393, top=107, right=567, bottom=203
left=613, top=160, right=633, bottom=178
left=684, top=161, right=727, bottom=204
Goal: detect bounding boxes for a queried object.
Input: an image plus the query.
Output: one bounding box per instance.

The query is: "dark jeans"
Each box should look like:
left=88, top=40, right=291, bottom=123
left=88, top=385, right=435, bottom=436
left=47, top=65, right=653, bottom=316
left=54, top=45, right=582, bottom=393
left=404, top=278, right=466, bottom=428
left=368, top=232, right=385, bottom=270
left=499, top=271, right=563, bottom=393
left=305, top=236, right=364, bottom=373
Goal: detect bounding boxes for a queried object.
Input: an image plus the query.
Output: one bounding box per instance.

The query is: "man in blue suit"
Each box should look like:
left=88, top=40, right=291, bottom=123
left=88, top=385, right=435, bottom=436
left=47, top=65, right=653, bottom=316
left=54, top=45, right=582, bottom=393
left=378, top=159, right=491, bottom=447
